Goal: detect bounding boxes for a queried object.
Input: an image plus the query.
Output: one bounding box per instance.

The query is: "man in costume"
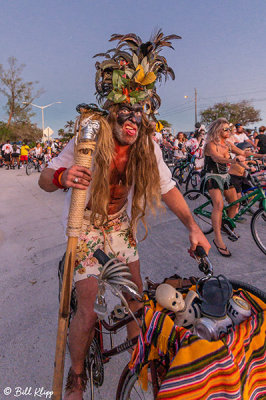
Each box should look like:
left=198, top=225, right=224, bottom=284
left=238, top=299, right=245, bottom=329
left=39, top=30, right=210, bottom=399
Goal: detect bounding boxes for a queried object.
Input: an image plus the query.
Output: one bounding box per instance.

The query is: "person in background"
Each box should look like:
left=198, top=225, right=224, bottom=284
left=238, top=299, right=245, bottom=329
left=2, top=140, right=13, bottom=170
left=173, top=132, right=187, bottom=160
left=254, top=126, right=266, bottom=154
left=30, top=142, right=44, bottom=165
left=204, top=118, right=247, bottom=257
left=20, top=141, right=30, bottom=166
left=186, top=129, right=205, bottom=170
left=233, top=123, right=256, bottom=149
left=11, top=144, right=21, bottom=169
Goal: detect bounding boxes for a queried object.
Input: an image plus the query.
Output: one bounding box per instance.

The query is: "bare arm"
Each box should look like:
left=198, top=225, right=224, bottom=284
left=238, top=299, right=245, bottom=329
left=38, top=165, right=92, bottom=192
left=206, top=142, right=245, bottom=163
left=162, top=186, right=211, bottom=254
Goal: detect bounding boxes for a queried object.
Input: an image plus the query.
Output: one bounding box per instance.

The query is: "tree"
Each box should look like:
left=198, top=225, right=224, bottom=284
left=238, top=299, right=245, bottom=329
left=0, top=57, right=44, bottom=126
left=200, top=101, right=261, bottom=126
left=58, top=128, right=65, bottom=137
left=0, top=121, right=42, bottom=142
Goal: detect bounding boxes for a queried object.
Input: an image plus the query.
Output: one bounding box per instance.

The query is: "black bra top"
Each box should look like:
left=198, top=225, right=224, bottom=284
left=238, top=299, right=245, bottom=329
left=204, top=155, right=228, bottom=174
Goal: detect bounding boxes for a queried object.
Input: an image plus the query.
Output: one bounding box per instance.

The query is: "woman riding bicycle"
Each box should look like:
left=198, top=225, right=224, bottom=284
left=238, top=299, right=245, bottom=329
left=204, top=118, right=248, bottom=257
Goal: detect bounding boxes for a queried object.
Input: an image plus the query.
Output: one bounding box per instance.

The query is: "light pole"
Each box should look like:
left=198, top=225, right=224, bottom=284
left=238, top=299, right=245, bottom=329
left=22, top=101, right=62, bottom=141
left=184, top=90, right=198, bottom=127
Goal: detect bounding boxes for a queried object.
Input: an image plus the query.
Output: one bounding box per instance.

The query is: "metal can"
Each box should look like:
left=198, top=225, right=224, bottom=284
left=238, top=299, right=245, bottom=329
left=227, top=296, right=251, bottom=325
left=194, top=315, right=233, bottom=341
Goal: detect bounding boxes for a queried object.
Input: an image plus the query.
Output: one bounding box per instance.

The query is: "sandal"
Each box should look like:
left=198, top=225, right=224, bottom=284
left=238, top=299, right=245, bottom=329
left=65, top=367, right=87, bottom=396
left=199, top=275, right=232, bottom=319
left=213, top=240, right=231, bottom=257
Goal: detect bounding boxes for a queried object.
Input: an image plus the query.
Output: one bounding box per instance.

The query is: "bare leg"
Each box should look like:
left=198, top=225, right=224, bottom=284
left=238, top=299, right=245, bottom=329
left=224, top=187, right=238, bottom=219
left=208, top=188, right=230, bottom=255
left=64, top=277, right=98, bottom=400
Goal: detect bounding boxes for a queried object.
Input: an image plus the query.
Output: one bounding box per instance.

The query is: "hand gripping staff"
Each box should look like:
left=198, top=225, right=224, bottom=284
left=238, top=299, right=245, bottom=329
left=52, top=112, right=100, bottom=400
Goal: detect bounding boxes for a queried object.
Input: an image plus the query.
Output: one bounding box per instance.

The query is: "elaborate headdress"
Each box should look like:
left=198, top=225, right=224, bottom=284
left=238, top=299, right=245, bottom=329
left=94, top=29, right=181, bottom=116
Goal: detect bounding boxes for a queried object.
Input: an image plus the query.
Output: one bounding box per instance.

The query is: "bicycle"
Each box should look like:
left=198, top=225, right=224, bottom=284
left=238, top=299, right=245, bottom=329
left=58, top=245, right=266, bottom=399
left=171, top=154, right=202, bottom=192
left=183, top=172, right=266, bottom=255
left=26, top=155, right=44, bottom=175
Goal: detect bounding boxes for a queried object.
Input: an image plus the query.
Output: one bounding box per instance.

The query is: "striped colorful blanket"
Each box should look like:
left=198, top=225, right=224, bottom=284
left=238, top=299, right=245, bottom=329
left=129, top=289, right=266, bottom=400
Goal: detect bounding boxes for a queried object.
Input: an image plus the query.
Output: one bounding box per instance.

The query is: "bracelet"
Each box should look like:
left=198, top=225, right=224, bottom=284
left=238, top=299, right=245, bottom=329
left=53, top=167, right=67, bottom=189
left=58, top=171, right=64, bottom=186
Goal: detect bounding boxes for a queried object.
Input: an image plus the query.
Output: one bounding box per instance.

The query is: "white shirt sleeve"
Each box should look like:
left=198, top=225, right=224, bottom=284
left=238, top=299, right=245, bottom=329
left=48, top=138, right=75, bottom=170
left=153, top=142, right=176, bottom=194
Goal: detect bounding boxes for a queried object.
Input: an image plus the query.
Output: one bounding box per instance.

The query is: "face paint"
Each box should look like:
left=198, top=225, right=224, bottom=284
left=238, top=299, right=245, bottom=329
left=113, top=104, right=143, bottom=146
left=117, top=105, right=143, bottom=127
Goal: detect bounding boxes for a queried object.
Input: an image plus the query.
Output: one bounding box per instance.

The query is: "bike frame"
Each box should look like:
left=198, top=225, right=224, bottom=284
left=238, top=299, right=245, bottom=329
left=95, top=309, right=142, bottom=360
left=173, top=156, right=196, bottom=184
left=194, top=186, right=266, bottom=229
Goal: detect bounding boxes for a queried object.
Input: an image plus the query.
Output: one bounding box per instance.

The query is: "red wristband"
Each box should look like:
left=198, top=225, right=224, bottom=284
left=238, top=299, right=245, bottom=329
left=53, top=167, right=67, bottom=189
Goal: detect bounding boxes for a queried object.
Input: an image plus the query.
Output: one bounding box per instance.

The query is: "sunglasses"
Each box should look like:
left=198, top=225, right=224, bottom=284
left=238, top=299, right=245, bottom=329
left=223, top=128, right=231, bottom=132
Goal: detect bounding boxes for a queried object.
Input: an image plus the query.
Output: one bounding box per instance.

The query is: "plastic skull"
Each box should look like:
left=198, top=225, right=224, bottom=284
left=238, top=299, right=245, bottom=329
left=155, top=283, right=185, bottom=312
left=174, top=290, right=201, bottom=329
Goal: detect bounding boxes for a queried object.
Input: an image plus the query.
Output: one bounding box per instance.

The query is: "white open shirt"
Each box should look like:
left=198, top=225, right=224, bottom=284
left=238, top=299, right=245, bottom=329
left=48, top=138, right=175, bottom=234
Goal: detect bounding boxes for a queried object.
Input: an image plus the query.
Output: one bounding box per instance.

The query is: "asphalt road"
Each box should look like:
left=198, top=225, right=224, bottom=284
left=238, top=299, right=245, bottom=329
left=0, top=167, right=265, bottom=400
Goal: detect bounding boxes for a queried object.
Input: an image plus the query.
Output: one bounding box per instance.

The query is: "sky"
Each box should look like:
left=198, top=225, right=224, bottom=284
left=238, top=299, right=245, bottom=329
left=1, top=0, right=266, bottom=136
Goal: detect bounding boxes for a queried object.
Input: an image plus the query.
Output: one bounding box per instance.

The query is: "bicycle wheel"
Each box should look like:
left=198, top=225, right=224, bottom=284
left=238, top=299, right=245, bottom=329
left=26, top=162, right=34, bottom=175
left=116, top=365, right=154, bottom=400
left=183, top=190, right=213, bottom=234
left=186, top=171, right=201, bottom=192
left=251, top=208, right=266, bottom=255
left=229, top=279, right=266, bottom=302
left=172, top=165, right=185, bottom=187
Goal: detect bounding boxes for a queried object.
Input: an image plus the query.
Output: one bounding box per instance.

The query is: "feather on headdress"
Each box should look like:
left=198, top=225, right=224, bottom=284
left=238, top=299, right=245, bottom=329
left=94, top=29, right=181, bottom=113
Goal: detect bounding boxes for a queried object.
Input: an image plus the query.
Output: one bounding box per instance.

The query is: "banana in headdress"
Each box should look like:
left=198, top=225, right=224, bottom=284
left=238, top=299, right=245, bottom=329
left=94, top=29, right=181, bottom=116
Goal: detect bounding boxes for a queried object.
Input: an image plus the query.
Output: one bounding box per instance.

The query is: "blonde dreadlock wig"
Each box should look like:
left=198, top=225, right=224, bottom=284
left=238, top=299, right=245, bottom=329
left=77, top=30, right=181, bottom=236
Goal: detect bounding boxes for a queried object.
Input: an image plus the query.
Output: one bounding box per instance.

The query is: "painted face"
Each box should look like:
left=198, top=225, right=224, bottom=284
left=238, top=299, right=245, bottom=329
left=113, top=104, right=143, bottom=145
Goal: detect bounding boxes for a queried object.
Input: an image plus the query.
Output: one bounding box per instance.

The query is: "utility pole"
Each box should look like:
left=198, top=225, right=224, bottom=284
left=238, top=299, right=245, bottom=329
left=194, top=88, right=197, bottom=126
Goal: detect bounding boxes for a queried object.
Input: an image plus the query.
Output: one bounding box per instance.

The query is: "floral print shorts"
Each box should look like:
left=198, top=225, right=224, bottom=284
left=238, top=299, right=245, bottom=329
left=74, top=207, right=139, bottom=282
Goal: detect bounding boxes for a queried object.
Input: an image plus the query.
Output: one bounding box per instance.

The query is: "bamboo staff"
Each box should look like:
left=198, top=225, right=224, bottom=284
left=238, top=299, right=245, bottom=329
left=52, top=112, right=100, bottom=400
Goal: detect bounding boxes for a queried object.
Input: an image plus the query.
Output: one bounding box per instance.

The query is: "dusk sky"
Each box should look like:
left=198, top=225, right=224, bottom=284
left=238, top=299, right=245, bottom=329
left=1, top=0, right=266, bottom=136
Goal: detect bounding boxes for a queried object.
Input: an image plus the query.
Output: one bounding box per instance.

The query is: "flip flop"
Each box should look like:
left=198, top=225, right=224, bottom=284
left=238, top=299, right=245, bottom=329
left=213, top=240, right=231, bottom=257
left=199, top=275, right=233, bottom=319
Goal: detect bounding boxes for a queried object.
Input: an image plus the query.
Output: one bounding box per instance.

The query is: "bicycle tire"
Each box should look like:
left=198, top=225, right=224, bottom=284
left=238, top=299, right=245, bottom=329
left=26, top=162, right=34, bottom=175
left=250, top=208, right=266, bottom=255
left=172, top=165, right=184, bottom=186
left=116, top=364, right=155, bottom=400
left=183, top=190, right=213, bottom=234
left=229, top=279, right=266, bottom=301
left=186, top=171, right=201, bottom=192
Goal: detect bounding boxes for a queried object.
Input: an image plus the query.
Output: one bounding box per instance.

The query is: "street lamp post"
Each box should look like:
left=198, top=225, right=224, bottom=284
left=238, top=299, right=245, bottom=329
left=22, top=101, right=62, bottom=141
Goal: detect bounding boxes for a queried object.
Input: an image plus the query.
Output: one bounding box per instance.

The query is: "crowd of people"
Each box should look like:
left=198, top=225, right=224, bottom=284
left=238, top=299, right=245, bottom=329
left=154, top=122, right=265, bottom=257
left=153, top=123, right=266, bottom=170
left=0, top=139, right=65, bottom=170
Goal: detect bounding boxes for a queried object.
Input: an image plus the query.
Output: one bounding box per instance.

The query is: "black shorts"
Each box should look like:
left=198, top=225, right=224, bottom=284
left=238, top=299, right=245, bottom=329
left=230, top=174, right=252, bottom=194
left=12, top=153, right=19, bottom=158
left=4, top=153, right=11, bottom=161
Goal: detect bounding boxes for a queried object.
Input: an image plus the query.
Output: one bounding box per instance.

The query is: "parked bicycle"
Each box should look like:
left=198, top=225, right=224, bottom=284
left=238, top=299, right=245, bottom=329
left=183, top=172, right=266, bottom=255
